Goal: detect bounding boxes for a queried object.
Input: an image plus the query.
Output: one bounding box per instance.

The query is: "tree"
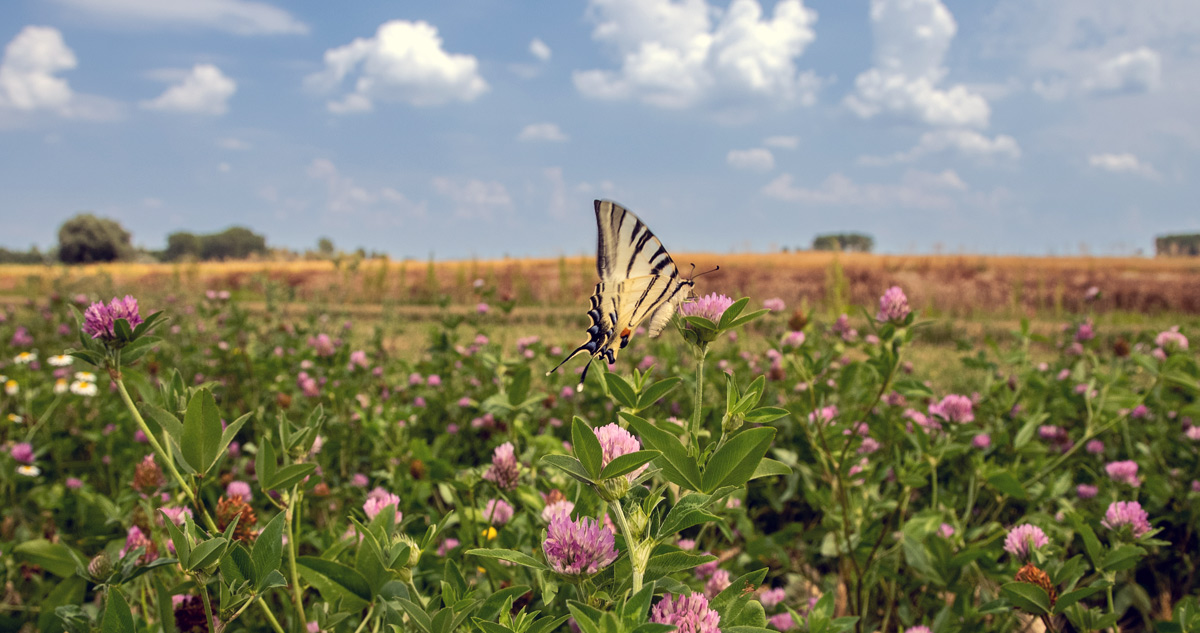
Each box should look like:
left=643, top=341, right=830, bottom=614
left=57, top=213, right=133, bottom=264
left=317, top=237, right=335, bottom=258
left=812, top=233, right=874, bottom=253
left=164, top=232, right=202, bottom=261
left=1156, top=233, right=1200, bottom=257
left=199, top=226, right=267, bottom=261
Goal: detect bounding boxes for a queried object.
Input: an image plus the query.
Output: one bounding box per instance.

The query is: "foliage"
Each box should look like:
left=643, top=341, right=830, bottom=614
left=811, top=233, right=874, bottom=253
left=164, top=227, right=268, bottom=262
left=56, top=213, right=133, bottom=264
left=0, top=281, right=1197, bottom=633
left=1156, top=233, right=1200, bottom=257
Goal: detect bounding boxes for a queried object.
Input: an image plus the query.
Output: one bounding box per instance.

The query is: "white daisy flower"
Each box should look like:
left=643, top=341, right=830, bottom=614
left=4, top=380, right=18, bottom=396
left=7, top=413, right=21, bottom=424
left=54, top=378, right=69, bottom=394
left=17, top=465, right=40, bottom=477
left=70, top=380, right=98, bottom=397
left=75, top=371, right=97, bottom=382
left=48, top=354, right=74, bottom=367
left=13, top=351, right=36, bottom=365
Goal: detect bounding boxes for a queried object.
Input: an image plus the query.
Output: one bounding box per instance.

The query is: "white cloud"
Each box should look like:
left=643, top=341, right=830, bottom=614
left=216, top=137, right=251, bottom=150
left=307, top=158, right=426, bottom=217
left=844, top=0, right=990, bottom=128
left=763, top=135, right=799, bottom=149
left=0, top=26, right=76, bottom=114
left=432, top=177, right=513, bottom=218
left=141, top=64, right=236, bottom=115
left=574, top=0, right=820, bottom=109
left=305, top=20, right=488, bottom=112
left=860, top=129, right=1020, bottom=165
left=1083, top=47, right=1162, bottom=95
left=1087, top=153, right=1160, bottom=179
left=530, top=38, right=552, bottom=61
left=763, top=169, right=967, bottom=210
left=726, top=147, right=774, bottom=170
left=217, top=162, right=231, bottom=172
left=52, top=0, right=308, bottom=35
left=518, top=122, right=569, bottom=142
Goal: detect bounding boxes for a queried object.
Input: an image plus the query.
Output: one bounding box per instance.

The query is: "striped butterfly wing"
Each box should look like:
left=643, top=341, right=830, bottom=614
left=549, top=200, right=693, bottom=390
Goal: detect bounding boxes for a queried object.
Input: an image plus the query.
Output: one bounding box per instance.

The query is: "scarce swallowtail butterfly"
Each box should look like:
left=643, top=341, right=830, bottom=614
left=548, top=200, right=696, bottom=391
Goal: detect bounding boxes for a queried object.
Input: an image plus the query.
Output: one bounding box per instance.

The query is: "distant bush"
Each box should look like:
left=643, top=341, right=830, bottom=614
left=0, top=246, right=48, bottom=264
left=162, top=226, right=267, bottom=262
left=57, top=213, right=133, bottom=264
left=1156, top=233, right=1200, bottom=257
left=812, top=232, right=874, bottom=252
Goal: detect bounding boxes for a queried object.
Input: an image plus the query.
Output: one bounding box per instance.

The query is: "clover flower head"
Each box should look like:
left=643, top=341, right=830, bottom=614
left=929, top=394, right=974, bottom=423
left=877, top=286, right=910, bottom=322
left=650, top=593, right=721, bottom=633
left=483, top=442, right=521, bottom=490
left=680, top=293, right=734, bottom=323
left=1105, top=460, right=1141, bottom=487
left=594, top=423, right=645, bottom=481
left=1004, top=523, right=1049, bottom=560
left=483, top=498, right=514, bottom=525
left=1101, top=501, right=1152, bottom=537
left=83, top=295, right=144, bottom=340
left=542, top=515, right=618, bottom=577
left=363, top=487, right=403, bottom=522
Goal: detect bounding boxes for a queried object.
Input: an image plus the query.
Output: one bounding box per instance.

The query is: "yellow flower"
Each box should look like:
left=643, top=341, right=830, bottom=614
left=7, top=413, right=20, bottom=423
left=481, top=526, right=498, bottom=541
left=4, top=379, right=18, bottom=396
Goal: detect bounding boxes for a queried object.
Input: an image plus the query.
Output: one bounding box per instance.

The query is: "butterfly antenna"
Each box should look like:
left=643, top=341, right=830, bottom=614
left=693, top=265, right=720, bottom=279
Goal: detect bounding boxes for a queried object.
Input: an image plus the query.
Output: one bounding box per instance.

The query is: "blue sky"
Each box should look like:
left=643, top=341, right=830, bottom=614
left=1, top=0, right=1197, bottom=259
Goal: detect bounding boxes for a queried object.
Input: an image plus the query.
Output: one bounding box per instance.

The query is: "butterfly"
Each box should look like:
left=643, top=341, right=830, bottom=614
left=549, top=199, right=695, bottom=391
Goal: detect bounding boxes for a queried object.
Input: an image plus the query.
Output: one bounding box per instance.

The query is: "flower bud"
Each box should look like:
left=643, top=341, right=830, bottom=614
left=1015, top=563, right=1057, bottom=609
left=88, top=552, right=113, bottom=579
left=597, top=475, right=631, bottom=502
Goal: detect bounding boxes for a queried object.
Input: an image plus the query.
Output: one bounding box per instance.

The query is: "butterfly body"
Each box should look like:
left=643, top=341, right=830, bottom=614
left=550, top=200, right=694, bottom=390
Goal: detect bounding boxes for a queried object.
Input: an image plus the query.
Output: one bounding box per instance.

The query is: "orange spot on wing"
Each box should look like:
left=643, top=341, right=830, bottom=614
left=620, top=327, right=631, bottom=338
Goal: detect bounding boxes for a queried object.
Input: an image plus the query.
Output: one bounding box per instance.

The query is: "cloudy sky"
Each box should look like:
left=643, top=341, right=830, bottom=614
left=1, top=0, right=1197, bottom=258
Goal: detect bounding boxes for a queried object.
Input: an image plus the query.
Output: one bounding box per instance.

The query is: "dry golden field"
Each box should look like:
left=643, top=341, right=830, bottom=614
left=3, top=252, right=1199, bottom=317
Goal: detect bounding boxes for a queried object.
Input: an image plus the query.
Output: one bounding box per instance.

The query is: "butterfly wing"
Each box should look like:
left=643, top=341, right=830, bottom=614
left=549, top=200, right=693, bottom=390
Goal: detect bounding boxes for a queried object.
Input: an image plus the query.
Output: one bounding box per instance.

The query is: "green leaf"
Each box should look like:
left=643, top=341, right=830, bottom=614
left=987, top=471, right=1028, bottom=499
left=252, top=512, right=286, bottom=591
left=13, top=539, right=79, bottom=577
left=622, top=412, right=702, bottom=490
left=255, top=441, right=277, bottom=490
left=160, top=512, right=192, bottom=569
left=541, top=454, right=595, bottom=484
left=40, top=575, right=86, bottom=633
left=101, top=588, right=135, bottom=633
left=508, top=366, right=532, bottom=407
left=225, top=544, right=256, bottom=587
left=572, top=417, right=605, bottom=480
left=701, top=427, right=776, bottom=493
left=718, top=298, right=749, bottom=329
left=187, top=537, right=228, bottom=571
left=355, top=530, right=390, bottom=596
left=267, top=463, right=317, bottom=492
left=1101, top=545, right=1146, bottom=573
left=1001, top=582, right=1051, bottom=615
left=644, top=550, right=717, bottom=581
left=465, top=548, right=549, bottom=571
left=215, top=412, right=252, bottom=470
left=154, top=578, right=176, bottom=633
left=637, top=377, right=681, bottom=411
left=181, top=388, right=222, bottom=475
left=141, top=403, right=184, bottom=442
left=599, top=450, right=660, bottom=481
left=1067, top=512, right=1104, bottom=569
left=744, top=407, right=789, bottom=424
left=749, top=457, right=792, bottom=481
left=477, top=585, right=533, bottom=621
left=297, top=556, right=372, bottom=611
left=396, top=599, right=431, bottom=633
left=1053, top=584, right=1108, bottom=615
left=604, top=373, right=638, bottom=409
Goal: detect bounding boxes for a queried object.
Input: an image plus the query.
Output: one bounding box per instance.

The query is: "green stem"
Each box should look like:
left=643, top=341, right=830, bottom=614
left=114, top=375, right=220, bottom=533
left=23, top=393, right=63, bottom=441
left=352, top=603, right=375, bottom=633
left=608, top=501, right=644, bottom=593
left=1107, top=582, right=1120, bottom=633
left=689, top=346, right=708, bottom=456
left=199, top=579, right=217, bottom=633
left=405, top=577, right=427, bottom=609
left=255, top=598, right=286, bottom=633
left=287, top=484, right=308, bottom=628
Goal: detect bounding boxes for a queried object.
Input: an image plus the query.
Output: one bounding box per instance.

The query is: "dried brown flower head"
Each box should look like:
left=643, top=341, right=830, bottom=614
left=216, top=496, right=258, bottom=543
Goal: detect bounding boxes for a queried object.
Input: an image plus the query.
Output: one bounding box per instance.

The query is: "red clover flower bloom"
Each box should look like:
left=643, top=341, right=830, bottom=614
left=650, top=593, right=721, bottom=633
left=595, top=423, right=645, bottom=482
left=483, top=498, right=514, bottom=525
left=82, top=295, right=143, bottom=340
left=1101, top=501, right=1151, bottom=537
left=542, top=515, right=618, bottom=577
left=363, top=487, right=403, bottom=522
left=680, top=293, right=734, bottom=323
left=929, top=394, right=974, bottom=423
left=876, top=286, right=910, bottom=322
left=1105, top=460, right=1141, bottom=487
left=483, top=442, right=521, bottom=490
left=1004, top=524, right=1049, bottom=560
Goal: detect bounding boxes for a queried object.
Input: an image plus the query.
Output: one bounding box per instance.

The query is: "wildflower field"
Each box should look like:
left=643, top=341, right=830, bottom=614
left=1, top=265, right=1199, bottom=633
